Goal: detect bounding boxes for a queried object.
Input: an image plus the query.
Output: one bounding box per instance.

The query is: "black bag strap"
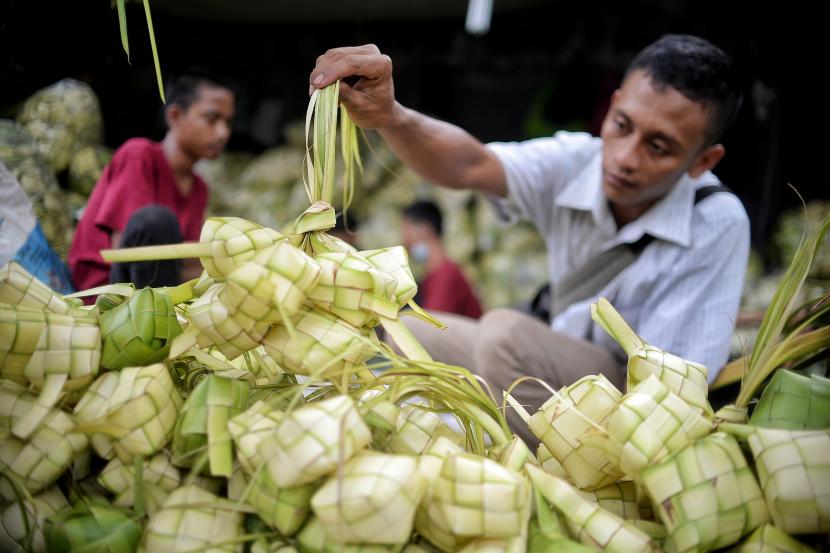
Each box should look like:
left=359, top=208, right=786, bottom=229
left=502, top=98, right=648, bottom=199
left=528, top=184, right=733, bottom=322
left=626, top=184, right=733, bottom=254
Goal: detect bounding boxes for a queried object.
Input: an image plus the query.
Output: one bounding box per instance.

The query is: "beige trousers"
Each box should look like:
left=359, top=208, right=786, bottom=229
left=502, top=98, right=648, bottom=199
left=402, top=308, right=625, bottom=446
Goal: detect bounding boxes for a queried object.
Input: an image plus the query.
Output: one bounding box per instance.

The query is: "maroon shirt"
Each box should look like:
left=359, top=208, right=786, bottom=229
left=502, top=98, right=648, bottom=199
left=68, top=138, right=208, bottom=291
left=420, top=259, right=483, bottom=319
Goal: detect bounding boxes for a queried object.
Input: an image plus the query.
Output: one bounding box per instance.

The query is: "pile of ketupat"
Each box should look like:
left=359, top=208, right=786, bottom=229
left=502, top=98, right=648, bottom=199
left=1, top=81, right=829, bottom=553
left=1, top=81, right=113, bottom=262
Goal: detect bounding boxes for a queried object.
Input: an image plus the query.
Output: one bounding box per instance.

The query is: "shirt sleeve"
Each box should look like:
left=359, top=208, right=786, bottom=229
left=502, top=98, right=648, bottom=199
left=635, top=195, right=750, bottom=382
left=94, top=145, right=156, bottom=234
left=485, top=131, right=599, bottom=229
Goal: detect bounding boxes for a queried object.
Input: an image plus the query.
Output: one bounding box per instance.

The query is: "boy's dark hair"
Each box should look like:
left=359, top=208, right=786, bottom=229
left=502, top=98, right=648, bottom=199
left=165, top=69, right=233, bottom=111
left=403, top=200, right=443, bottom=237
left=625, top=34, right=742, bottom=144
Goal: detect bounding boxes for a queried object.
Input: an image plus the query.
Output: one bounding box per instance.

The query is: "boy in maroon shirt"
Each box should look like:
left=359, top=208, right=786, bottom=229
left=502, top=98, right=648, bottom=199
left=403, top=200, right=482, bottom=319
left=69, top=72, right=235, bottom=291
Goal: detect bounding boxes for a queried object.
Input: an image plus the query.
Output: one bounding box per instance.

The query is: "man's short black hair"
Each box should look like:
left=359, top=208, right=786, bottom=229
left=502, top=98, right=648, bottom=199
left=403, top=200, right=443, bottom=237
left=625, top=35, right=742, bottom=144
left=165, top=69, right=233, bottom=111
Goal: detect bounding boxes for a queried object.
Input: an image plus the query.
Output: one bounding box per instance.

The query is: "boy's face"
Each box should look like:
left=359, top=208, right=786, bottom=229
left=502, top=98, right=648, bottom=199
left=401, top=218, right=431, bottom=250
left=599, top=69, right=722, bottom=212
left=169, top=84, right=235, bottom=160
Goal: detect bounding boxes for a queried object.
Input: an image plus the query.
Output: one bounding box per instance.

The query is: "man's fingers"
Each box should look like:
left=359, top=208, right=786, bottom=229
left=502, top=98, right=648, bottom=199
left=337, top=81, right=359, bottom=105
left=310, top=50, right=390, bottom=90
left=311, top=55, right=387, bottom=88
left=315, top=44, right=380, bottom=67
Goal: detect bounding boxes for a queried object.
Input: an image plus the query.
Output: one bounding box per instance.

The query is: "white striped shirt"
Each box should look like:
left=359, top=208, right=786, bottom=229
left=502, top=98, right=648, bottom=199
left=487, top=131, right=750, bottom=381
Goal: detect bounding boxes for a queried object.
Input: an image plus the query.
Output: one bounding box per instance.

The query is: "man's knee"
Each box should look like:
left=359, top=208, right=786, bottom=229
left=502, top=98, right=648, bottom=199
left=123, top=205, right=182, bottom=247
left=474, top=308, right=530, bottom=382
left=476, top=308, right=529, bottom=357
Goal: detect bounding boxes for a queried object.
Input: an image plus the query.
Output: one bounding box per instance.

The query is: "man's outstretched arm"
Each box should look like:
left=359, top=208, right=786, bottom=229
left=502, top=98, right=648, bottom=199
left=310, top=44, right=508, bottom=197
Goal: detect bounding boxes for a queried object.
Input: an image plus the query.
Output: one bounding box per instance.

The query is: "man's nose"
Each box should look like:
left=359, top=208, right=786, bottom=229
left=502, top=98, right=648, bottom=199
left=216, top=120, right=231, bottom=142
left=614, top=137, right=640, bottom=173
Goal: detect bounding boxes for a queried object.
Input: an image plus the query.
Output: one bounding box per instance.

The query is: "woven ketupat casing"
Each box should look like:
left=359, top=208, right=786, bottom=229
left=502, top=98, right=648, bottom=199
left=262, top=306, right=377, bottom=378
left=189, top=283, right=271, bottom=360
left=307, top=252, right=399, bottom=328
left=311, top=452, right=427, bottom=544
left=73, top=364, right=183, bottom=462
left=172, top=374, right=249, bottom=477
left=627, top=345, right=712, bottom=417
left=0, top=261, right=82, bottom=314
left=0, top=409, right=88, bottom=500
left=575, top=480, right=654, bottom=521
left=641, top=432, right=769, bottom=552
left=99, top=452, right=180, bottom=514
left=360, top=247, right=418, bottom=307
left=18, top=310, right=100, bottom=387
left=198, top=217, right=284, bottom=279
left=528, top=374, right=623, bottom=490
left=748, top=428, right=830, bottom=535
left=0, top=305, right=46, bottom=382
left=139, top=485, right=242, bottom=553
left=0, top=487, right=69, bottom=553
left=99, top=287, right=181, bottom=370
left=526, top=465, right=660, bottom=552
left=220, top=241, right=322, bottom=326
left=603, top=375, right=712, bottom=479
left=230, top=467, right=316, bottom=537
left=749, top=370, right=830, bottom=430
left=428, top=453, right=528, bottom=539
left=258, top=395, right=372, bottom=488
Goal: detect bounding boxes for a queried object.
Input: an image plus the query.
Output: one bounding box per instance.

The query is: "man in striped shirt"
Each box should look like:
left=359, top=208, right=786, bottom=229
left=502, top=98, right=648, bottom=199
left=310, top=35, right=748, bottom=424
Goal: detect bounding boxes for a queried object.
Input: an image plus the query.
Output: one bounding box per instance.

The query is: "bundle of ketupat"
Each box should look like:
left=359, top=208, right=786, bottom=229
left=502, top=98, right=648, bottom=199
left=67, top=144, right=112, bottom=197
left=1, top=81, right=828, bottom=553
left=0, top=120, right=41, bottom=167
left=0, top=122, right=76, bottom=259
left=3, top=79, right=108, bottom=261
left=16, top=78, right=104, bottom=174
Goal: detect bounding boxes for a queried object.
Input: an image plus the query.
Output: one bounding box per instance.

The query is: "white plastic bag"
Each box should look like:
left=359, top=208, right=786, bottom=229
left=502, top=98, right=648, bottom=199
left=0, top=160, right=74, bottom=293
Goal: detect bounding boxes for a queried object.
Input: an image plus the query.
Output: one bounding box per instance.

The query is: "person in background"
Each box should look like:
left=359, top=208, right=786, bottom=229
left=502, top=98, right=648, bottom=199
left=403, top=200, right=482, bottom=319
left=68, top=70, right=235, bottom=291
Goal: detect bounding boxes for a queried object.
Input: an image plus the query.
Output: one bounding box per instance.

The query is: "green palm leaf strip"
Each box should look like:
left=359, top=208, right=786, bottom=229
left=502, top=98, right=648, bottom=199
left=721, top=213, right=830, bottom=420
left=116, top=0, right=129, bottom=61
left=113, top=0, right=164, bottom=102
left=143, top=0, right=165, bottom=103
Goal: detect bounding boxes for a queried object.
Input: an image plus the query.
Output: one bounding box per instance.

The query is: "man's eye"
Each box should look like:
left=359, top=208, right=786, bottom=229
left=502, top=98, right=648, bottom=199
left=613, top=119, right=629, bottom=132
left=649, top=142, right=668, bottom=155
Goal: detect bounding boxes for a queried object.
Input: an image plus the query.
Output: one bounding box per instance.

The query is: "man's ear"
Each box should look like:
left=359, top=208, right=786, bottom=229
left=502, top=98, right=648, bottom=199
left=165, top=104, right=182, bottom=129
left=688, top=143, right=725, bottom=178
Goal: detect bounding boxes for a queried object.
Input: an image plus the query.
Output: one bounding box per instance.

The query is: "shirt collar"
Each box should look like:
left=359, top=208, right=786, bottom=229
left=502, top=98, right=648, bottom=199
left=554, top=149, right=706, bottom=248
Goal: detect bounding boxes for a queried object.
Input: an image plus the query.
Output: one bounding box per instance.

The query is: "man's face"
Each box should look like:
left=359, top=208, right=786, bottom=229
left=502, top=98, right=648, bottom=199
left=600, top=69, right=714, bottom=211
left=170, top=85, right=235, bottom=160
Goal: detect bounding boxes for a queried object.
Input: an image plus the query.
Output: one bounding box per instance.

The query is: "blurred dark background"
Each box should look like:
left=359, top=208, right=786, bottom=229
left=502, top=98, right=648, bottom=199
left=1, top=0, right=825, bottom=257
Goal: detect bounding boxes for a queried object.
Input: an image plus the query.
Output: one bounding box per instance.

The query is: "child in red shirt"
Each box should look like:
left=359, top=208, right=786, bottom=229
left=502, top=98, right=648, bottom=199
left=402, top=200, right=482, bottom=319
left=69, top=72, right=234, bottom=291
